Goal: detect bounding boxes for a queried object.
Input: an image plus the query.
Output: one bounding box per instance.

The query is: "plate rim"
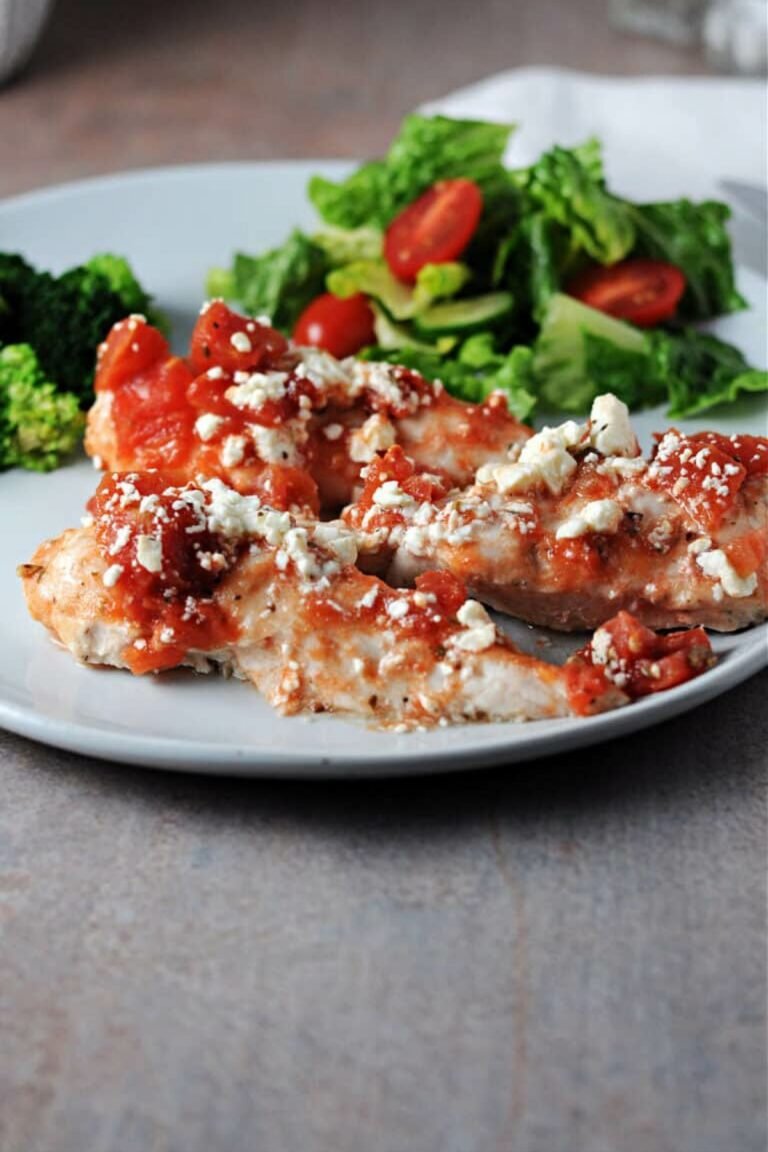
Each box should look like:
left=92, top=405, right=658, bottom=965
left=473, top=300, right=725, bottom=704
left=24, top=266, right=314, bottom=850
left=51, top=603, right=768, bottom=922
left=1, top=629, right=765, bottom=776
left=1, top=162, right=766, bottom=776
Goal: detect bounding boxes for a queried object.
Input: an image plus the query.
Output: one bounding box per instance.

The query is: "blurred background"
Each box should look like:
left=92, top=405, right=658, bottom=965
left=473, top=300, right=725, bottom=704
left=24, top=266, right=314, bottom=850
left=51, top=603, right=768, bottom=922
left=1, top=0, right=765, bottom=198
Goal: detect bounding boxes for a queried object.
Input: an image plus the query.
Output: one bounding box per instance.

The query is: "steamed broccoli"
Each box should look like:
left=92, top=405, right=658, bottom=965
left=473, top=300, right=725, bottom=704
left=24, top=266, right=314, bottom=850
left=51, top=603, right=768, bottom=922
left=0, top=345, right=84, bottom=472
left=1, top=250, right=167, bottom=407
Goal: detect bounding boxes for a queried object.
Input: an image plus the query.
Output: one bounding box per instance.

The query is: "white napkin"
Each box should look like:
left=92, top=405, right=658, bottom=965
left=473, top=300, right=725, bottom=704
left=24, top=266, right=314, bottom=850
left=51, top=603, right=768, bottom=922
left=423, top=68, right=766, bottom=202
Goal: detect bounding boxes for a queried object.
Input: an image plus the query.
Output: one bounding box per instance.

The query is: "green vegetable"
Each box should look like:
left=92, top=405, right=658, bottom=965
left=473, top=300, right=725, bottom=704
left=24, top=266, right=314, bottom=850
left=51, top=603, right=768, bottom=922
left=413, top=262, right=471, bottom=309
left=0, top=250, right=167, bottom=406
left=308, top=114, right=516, bottom=230
left=630, top=200, right=746, bottom=320
left=0, top=254, right=36, bottom=343
left=327, top=261, right=416, bottom=320
left=531, top=293, right=768, bottom=417
left=207, top=230, right=328, bottom=331
left=414, top=291, right=514, bottom=336
left=513, top=140, right=635, bottom=265
left=533, top=294, right=647, bottom=411
left=0, top=344, right=84, bottom=472
left=327, top=259, right=470, bottom=321
left=492, top=212, right=563, bottom=326
left=206, top=113, right=763, bottom=420
left=83, top=253, right=168, bottom=332
left=313, top=225, right=382, bottom=266
left=370, top=304, right=443, bottom=353
left=651, top=329, right=768, bottom=418
left=361, top=336, right=536, bottom=422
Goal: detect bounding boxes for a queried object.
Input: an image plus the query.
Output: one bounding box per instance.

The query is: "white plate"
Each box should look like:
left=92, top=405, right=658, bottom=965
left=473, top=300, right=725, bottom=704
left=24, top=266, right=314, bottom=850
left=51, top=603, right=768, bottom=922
left=0, top=163, right=766, bottom=776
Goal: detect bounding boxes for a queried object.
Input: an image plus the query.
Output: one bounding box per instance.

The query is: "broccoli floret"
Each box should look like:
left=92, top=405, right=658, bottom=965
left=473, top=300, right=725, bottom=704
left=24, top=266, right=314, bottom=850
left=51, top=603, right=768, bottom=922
left=0, top=250, right=168, bottom=406
left=84, top=253, right=169, bottom=333
left=0, top=344, right=84, bottom=472
left=0, top=253, right=36, bottom=344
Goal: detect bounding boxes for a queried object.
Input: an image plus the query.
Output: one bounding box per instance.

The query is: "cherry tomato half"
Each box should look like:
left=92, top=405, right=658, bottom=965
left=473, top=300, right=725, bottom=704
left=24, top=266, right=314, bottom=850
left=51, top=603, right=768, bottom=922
left=384, top=179, right=483, bottom=283
left=566, top=259, right=686, bottom=327
left=292, top=292, right=376, bottom=358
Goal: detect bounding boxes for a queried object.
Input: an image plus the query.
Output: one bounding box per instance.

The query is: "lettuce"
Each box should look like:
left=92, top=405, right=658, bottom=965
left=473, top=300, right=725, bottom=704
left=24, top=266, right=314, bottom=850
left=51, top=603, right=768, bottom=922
left=630, top=200, right=746, bottom=320
left=532, top=294, right=647, bottom=411
left=327, top=259, right=470, bottom=321
left=512, top=140, right=636, bottom=266
left=530, top=293, right=767, bottom=417
left=207, top=230, right=329, bottom=331
left=651, top=329, right=768, bottom=418
left=360, top=335, right=536, bottom=421
left=308, top=114, right=516, bottom=230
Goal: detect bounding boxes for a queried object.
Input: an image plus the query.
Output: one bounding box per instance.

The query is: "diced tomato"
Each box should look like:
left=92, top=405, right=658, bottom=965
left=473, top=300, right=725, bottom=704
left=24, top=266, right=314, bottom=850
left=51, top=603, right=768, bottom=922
left=251, top=464, right=320, bottom=515
left=649, top=431, right=746, bottom=531
left=689, top=431, right=768, bottom=478
left=95, top=317, right=169, bottom=392
left=565, top=610, right=714, bottom=715
left=110, top=356, right=196, bottom=468
left=723, top=530, right=767, bottom=579
left=563, top=660, right=612, bottom=716
left=384, top=179, right=483, bottom=282
left=88, top=471, right=239, bottom=671
left=187, top=369, right=237, bottom=416
left=414, top=570, right=467, bottom=617
left=566, top=259, right=686, bottom=327
left=354, top=446, right=449, bottom=518
left=292, top=293, right=376, bottom=358
left=190, top=301, right=288, bottom=375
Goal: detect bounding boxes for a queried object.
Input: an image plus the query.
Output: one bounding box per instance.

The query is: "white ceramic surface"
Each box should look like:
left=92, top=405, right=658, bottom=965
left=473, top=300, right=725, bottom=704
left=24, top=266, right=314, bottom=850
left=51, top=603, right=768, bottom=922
left=0, top=163, right=766, bottom=776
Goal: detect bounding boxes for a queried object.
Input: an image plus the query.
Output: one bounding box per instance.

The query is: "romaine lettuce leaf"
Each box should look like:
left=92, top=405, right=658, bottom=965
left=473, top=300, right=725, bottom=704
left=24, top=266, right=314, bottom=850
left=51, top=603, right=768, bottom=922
left=650, top=328, right=768, bottom=417
left=308, top=114, right=516, bottom=230
left=360, top=336, right=536, bottom=421
left=207, top=230, right=329, bottom=331
left=630, top=200, right=746, bottom=320
left=513, top=140, right=636, bottom=265
left=532, top=293, right=647, bottom=411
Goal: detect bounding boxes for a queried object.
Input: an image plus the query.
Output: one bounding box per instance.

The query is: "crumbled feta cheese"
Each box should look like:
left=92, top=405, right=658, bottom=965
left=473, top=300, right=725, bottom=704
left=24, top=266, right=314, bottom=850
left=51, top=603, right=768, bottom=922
left=688, top=536, right=712, bottom=555
left=451, top=600, right=496, bottom=652
left=136, top=535, right=163, bottom=573
left=349, top=413, right=396, bottom=463
left=230, top=331, right=252, bottom=353
left=588, top=394, right=637, bottom=457
left=250, top=423, right=301, bottom=466
left=108, top=524, right=132, bottom=555
left=322, top=423, right=344, bottom=441
left=556, top=498, right=623, bottom=539
left=102, top=564, right=124, bottom=588
left=372, top=480, right=416, bottom=509
left=312, top=522, right=358, bottom=567
left=387, top=599, right=410, bottom=620
left=226, top=371, right=289, bottom=410
left=194, top=412, right=225, bottom=442
left=295, top=348, right=352, bottom=388
left=477, top=420, right=583, bottom=496
left=696, top=548, right=757, bottom=598
left=359, top=585, right=379, bottom=609
left=221, top=435, right=247, bottom=467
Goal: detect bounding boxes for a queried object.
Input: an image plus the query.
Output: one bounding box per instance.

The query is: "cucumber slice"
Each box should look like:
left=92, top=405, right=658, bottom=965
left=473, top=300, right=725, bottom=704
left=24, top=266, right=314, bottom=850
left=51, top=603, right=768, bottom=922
left=371, top=304, right=437, bottom=352
left=415, top=292, right=513, bottom=336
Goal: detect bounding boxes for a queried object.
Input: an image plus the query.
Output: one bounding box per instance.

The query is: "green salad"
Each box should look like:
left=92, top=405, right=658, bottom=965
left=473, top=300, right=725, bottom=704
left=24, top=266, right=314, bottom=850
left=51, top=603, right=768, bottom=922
left=208, top=114, right=766, bottom=422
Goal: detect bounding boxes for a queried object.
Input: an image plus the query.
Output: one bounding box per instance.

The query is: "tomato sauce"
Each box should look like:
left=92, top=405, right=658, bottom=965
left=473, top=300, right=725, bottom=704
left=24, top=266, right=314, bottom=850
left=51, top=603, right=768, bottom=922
left=88, top=471, right=240, bottom=673
left=649, top=431, right=747, bottom=531
left=564, top=610, right=714, bottom=714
